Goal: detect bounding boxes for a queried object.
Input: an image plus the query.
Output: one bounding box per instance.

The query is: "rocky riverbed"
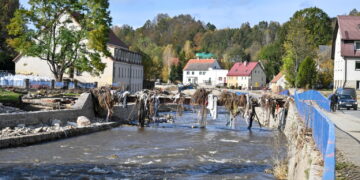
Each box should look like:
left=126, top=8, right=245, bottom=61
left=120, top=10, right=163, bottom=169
left=0, top=103, right=24, bottom=114
left=0, top=116, right=94, bottom=139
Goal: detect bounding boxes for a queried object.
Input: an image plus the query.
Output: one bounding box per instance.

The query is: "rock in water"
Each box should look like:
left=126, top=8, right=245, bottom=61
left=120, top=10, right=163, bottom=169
left=77, top=116, right=91, bottom=127
left=51, top=119, right=62, bottom=126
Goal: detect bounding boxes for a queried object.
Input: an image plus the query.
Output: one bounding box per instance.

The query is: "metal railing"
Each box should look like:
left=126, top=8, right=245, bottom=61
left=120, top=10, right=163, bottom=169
left=294, top=91, right=335, bottom=180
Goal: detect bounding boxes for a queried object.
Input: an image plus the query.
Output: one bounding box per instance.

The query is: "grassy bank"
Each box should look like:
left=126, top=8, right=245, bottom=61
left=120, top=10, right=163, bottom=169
left=0, top=88, right=22, bottom=103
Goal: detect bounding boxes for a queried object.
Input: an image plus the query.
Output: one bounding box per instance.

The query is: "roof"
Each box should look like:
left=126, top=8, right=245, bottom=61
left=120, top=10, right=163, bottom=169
left=71, top=12, right=128, bottom=49
left=337, top=16, right=360, bottom=40
left=227, top=62, right=259, bottom=76
left=270, top=72, right=283, bottom=83
left=183, top=59, right=218, bottom=71
left=195, top=52, right=214, bottom=59
left=107, top=30, right=129, bottom=49
left=332, top=16, right=360, bottom=58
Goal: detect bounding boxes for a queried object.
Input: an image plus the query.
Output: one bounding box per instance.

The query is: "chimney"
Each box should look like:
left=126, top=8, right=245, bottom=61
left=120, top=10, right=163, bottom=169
left=244, top=61, right=247, bottom=66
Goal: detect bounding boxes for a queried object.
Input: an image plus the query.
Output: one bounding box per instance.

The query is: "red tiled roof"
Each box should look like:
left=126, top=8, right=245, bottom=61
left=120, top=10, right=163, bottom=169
left=270, top=72, right=283, bottom=83
left=227, top=62, right=258, bottom=76
left=338, top=16, right=360, bottom=40
left=183, top=59, right=217, bottom=71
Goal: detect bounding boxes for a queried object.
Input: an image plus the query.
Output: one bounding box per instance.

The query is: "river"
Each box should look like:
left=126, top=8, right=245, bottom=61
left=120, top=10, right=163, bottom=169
left=0, top=107, right=287, bottom=179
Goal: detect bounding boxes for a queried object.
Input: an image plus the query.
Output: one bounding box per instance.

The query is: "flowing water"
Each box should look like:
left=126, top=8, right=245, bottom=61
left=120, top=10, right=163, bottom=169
left=0, top=107, right=287, bottom=179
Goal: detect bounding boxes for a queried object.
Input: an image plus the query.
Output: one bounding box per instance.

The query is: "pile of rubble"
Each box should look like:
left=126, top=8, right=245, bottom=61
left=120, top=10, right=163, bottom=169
left=0, top=116, right=93, bottom=138
left=0, top=103, right=24, bottom=114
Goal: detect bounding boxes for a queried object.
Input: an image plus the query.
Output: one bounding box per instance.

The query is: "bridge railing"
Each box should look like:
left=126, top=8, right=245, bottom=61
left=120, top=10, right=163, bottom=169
left=294, top=91, right=335, bottom=180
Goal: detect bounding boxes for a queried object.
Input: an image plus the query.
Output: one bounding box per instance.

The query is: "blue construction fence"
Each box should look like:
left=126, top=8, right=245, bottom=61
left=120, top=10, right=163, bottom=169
left=294, top=91, right=335, bottom=180
left=296, top=90, right=331, bottom=112
left=0, top=79, right=96, bottom=89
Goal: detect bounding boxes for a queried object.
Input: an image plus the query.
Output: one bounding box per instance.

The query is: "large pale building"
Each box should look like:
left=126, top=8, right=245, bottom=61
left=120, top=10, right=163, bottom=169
left=332, top=16, right=360, bottom=90
left=13, top=13, right=143, bottom=91
left=227, top=61, right=266, bottom=90
left=182, top=59, right=228, bottom=87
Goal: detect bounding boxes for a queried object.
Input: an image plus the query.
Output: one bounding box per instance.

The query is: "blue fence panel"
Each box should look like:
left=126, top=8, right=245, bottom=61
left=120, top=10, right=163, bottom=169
left=295, top=91, right=335, bottom=180
left=30, top=80, right=51, bottom=88
left=297, top=90, right=331, bottom=112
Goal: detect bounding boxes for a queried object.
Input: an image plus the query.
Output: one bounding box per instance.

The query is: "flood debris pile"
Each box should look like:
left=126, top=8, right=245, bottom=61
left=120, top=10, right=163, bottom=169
left=219, top=92, right=248, bottom=127
left=192, top=88, right=210, bottom=128
left=259, top=94, right=291, bottom=130
left=0, top=103, right=24, bottom=113
left=132, top=89, right=170, bottom=127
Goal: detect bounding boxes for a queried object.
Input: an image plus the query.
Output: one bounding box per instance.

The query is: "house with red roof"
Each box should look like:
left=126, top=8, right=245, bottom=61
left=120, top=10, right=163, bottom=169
left=332, top=16, right=360, bottom=90
left=226, top=61, right=266, bottom=89
left=182, top=59, right=228, bottom=86
left=13, top=12, right=143, bottom=91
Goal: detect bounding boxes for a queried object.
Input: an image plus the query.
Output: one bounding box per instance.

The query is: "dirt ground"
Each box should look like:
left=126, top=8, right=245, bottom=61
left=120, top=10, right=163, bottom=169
left=336, top=150, right=360, bottom=180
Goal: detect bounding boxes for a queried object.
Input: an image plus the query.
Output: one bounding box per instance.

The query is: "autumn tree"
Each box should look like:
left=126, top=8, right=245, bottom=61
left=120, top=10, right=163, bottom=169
left=0, top=0, right=19, bottom=70
left=7, top=0, right=111, bottom=81
left=162, top=44, right=176, bottom=82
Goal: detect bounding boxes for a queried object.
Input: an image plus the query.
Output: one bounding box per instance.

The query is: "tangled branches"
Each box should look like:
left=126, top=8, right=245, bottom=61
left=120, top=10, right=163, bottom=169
left=91, top=87, right=116, bottom=122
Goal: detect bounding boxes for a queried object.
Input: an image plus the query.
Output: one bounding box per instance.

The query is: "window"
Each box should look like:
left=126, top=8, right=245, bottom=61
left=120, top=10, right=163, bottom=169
left=355, top=41, right=360, bottom=50
left=192, top=71, right=194, bottom=75
left=219, top=77, right=222, bottom=81
left=118, top=67, right=120, bottom=78
left=187, top=71, right=190, bottom=75
left=76, top=69, right=82, bottom=76
left=203, top=72, right=206, bottom=75
left=188, top=78, right=191, bottom=82
left=356, top=61, right=360, bottom=70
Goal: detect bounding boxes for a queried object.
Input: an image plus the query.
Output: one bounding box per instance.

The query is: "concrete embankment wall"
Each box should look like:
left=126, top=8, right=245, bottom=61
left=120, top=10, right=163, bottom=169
left=256, top=102, right=323, bottom=180
left=0, top=93, right=138, bottom=129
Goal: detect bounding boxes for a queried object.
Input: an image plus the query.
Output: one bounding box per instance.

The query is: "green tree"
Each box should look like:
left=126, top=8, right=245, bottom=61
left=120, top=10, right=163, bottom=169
left=292, top=7, right=332, bottom=46
left=169, top=64, right=180, bottom=83
left=7, top=0, right=111, bottom=81
left=257, top=41, right=283, bottom=82
left=0, top=0, right=19, bottom=70
left=349, top=8, right=360, bottom=16
left=296, top=57, right=317, bottom=88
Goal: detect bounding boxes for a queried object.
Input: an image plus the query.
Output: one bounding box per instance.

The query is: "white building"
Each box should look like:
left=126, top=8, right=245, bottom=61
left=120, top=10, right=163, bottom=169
left=182, top=59, right=228, bottom=87
left=13, top=12, right=143, bottom=91
left=332, top=16, right=360, bottom=90
left=270, top=72, right=286, bottom=91
left=227, top=61, right=266, bottom=90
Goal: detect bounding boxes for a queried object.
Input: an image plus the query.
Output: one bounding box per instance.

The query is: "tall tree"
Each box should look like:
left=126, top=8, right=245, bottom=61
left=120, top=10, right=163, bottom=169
left=292, top=7, right=332, bottom=46
left=0, top=0, right=19, bottom=70
left=7, top=0, right=111, bottom=81
left=282, top=15, right=316, bottom=87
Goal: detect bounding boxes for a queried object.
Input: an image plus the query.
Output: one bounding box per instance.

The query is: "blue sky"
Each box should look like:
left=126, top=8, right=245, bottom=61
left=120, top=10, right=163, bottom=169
left=20, top=0, right=358, bottom=29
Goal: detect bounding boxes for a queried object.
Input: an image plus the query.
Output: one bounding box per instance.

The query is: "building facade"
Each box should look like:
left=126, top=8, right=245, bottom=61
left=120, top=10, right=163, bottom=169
left=270, top=72, right=286, bottom=91
left=227, top=62, right=266, bottom=90
left=332, top=16, right=360, bottom=90
left=182, top=59, right=228, bottom=87
left=13, top=13, right=143, bottom=91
